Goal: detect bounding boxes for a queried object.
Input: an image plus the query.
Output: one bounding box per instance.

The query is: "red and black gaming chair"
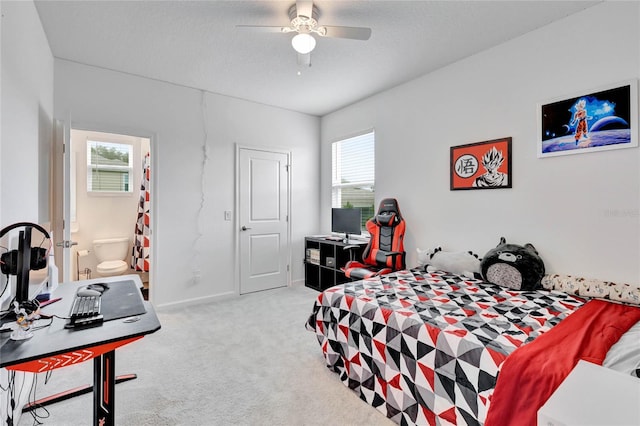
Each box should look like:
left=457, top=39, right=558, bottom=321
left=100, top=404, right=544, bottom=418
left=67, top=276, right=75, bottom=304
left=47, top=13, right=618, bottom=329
left=342, top=198, right=406, bottom=280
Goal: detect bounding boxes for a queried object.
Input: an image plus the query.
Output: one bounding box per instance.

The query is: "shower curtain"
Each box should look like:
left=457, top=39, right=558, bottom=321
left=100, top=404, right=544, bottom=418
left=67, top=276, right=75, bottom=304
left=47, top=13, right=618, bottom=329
left=131, top=152, right=150, bottom=272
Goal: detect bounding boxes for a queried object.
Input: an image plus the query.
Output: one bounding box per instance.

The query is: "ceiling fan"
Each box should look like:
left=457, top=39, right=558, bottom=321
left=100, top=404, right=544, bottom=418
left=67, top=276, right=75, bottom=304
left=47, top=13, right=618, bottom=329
left=237, top=0, right=372, bottom=67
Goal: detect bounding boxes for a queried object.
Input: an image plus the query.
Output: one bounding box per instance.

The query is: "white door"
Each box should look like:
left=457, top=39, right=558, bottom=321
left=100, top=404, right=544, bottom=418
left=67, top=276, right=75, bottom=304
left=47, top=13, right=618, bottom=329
left=238, top=147, right=290, bottom=294
left=51, top=119, right=75, bottom=282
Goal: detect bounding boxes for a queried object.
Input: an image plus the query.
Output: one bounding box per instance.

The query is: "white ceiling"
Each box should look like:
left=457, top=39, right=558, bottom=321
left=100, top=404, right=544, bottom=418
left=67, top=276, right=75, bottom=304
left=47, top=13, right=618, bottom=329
left=34, top=1, right=600, bottom=116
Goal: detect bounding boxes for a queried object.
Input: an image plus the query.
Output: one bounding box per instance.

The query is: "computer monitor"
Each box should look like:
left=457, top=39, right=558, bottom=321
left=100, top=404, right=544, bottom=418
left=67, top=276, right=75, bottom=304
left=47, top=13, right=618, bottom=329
left=331, top=208, right=362, bottom=241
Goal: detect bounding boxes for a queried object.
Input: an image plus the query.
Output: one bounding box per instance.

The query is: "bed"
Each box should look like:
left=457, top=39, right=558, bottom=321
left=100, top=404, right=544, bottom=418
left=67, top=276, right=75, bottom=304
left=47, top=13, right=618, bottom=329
left=305, top=268, right=640, bottom=425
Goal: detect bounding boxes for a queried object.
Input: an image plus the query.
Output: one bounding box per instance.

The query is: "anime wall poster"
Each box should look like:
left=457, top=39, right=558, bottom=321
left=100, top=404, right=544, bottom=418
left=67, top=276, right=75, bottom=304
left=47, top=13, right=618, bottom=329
left=538, top=80, right=638, bottom=158
left=450, top=137, right=512, bottom=190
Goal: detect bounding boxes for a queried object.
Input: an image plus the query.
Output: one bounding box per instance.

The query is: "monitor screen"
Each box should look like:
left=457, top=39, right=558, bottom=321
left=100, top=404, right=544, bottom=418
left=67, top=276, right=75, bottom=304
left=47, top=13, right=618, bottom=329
left=331, top=208, right=362, bottom=236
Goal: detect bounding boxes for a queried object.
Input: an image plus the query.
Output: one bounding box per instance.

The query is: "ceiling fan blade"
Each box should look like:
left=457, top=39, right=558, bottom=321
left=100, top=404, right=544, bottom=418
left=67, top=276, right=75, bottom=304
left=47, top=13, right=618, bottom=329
left=296, top=0, right=314, bottom=19
left=321, top=26, right=372, bottom=40
left=297, top=53, right=311, bottom=67
left=236, top=25, right=290, bottom=34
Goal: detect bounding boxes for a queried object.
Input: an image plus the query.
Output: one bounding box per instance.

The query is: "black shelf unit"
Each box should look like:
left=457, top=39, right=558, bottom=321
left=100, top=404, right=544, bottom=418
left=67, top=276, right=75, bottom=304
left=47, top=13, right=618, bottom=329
left=304, top=236, right=367, bottom=291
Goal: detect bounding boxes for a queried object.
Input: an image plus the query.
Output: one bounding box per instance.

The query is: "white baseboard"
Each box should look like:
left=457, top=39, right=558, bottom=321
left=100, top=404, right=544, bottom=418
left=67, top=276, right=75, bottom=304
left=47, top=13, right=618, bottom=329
left=155, top=290, right=237, bottom=310
left=290, top=278, right=305, bottom=287
left=155, top=280, right=307, bottom=311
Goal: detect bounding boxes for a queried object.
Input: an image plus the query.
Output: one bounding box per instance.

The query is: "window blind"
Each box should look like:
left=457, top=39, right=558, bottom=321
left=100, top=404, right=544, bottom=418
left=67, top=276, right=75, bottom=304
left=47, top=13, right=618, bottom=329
left=332, top=131, right=375, bottom=226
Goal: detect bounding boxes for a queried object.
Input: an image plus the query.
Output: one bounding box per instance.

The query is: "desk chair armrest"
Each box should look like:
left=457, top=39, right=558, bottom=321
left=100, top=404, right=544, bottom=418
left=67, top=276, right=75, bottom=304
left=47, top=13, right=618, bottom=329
left=380, top=251, right=406, bottom=269
left=343, top=245, right=363, bottom=261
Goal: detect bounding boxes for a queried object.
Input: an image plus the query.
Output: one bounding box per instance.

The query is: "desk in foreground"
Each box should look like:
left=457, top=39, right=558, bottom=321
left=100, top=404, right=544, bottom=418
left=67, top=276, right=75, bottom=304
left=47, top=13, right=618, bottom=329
left=538, top=360, right=640, bottom=425
left=0, top=275, right=161, bottom=425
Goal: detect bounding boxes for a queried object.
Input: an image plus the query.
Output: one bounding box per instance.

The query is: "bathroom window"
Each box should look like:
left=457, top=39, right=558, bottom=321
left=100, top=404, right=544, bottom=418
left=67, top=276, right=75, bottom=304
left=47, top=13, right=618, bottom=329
left=87, top=140, right=133, bottom=193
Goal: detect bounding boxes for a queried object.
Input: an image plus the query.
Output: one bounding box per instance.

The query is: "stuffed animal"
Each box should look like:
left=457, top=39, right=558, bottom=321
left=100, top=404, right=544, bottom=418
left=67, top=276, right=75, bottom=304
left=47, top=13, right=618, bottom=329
left=480, top=237, right=545, bottom=290
left=417, top=247, right=481, bottom=278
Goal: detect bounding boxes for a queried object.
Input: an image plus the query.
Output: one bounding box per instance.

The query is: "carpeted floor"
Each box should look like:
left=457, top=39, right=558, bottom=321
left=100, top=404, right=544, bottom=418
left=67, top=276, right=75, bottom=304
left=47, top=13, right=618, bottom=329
left=18, top=285, right=393, bottom=425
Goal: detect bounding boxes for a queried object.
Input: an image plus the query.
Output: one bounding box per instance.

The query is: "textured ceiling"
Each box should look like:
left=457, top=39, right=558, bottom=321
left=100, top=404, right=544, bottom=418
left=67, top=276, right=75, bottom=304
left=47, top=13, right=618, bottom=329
left=35, top=1, right=600, bottom=116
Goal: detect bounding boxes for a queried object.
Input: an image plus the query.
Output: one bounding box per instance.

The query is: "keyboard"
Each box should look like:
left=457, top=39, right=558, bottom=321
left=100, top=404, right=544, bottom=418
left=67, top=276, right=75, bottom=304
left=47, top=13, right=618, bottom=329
left=66, top=295, right=104, bottom=328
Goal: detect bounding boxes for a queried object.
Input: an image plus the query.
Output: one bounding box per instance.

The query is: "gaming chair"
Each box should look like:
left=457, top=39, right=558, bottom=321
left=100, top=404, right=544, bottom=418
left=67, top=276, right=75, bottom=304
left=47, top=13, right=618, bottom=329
left=343, top=198, right=406, bottom=280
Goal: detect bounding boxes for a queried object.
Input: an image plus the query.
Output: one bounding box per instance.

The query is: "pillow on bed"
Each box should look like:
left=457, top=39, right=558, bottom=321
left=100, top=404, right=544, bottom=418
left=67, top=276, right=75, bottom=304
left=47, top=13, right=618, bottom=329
left=603, top=319, right=640, bottom=376
left=541, top=274, right=640, bottom=306
left=480, top=237, right=545, bottom=290
left=416, top=247, right=481, bottom=278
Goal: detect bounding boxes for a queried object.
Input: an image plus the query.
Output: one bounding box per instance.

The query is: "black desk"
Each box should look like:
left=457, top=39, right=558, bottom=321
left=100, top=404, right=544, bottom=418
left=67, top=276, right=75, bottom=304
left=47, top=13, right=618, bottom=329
left=0, top=275, right=161, bottom=425
left=304, top=236, right=368, bottom=291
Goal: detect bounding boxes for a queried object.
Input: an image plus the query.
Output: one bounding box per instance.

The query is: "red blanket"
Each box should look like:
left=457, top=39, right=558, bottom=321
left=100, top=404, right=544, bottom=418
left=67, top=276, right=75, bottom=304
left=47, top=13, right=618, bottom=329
left=485, top=299, right=640, bottom=426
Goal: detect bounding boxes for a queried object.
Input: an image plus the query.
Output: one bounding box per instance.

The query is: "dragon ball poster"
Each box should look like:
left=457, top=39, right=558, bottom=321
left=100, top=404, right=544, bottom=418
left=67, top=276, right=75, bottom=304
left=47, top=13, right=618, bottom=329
left=538, top=80, right=638, bottom=157
left=450, top=137, right=512, bottom=190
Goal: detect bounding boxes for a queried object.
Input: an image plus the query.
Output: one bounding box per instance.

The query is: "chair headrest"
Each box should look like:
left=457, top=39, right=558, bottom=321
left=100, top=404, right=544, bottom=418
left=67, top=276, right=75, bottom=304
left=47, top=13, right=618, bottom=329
left=373, top=198, right=403, bottom=226
left=375, top=212, right=397, bottom=226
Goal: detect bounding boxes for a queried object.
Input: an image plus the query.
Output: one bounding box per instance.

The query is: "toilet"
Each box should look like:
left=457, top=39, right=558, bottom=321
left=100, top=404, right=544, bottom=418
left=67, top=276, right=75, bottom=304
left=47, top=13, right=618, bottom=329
left=93, top=237, right=130, bottom=277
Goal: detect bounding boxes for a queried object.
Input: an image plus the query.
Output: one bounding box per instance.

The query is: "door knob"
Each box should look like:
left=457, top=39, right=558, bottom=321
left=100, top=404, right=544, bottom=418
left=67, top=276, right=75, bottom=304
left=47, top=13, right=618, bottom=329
left=56, top=240, right=78, bottom=248
left=241, top=226, right=252, bottom=231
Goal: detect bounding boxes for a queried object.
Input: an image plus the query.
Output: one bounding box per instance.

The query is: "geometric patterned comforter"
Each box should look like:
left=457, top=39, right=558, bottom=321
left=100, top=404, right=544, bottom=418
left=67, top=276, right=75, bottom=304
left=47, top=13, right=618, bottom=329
left=305, top=269, right=585, bottom=425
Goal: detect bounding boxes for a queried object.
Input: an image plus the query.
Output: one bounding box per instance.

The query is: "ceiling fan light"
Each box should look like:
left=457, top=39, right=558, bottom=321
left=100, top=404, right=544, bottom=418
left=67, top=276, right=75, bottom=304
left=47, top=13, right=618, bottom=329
left=291, top=33, right=316, bottom=54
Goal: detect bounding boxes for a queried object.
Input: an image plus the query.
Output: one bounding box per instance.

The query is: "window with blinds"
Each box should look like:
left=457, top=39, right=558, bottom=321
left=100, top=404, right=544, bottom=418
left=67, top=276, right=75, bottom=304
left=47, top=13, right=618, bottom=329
left=87, top=140, right=133, bottom=193
left=331, top=131, right=375, bottom=229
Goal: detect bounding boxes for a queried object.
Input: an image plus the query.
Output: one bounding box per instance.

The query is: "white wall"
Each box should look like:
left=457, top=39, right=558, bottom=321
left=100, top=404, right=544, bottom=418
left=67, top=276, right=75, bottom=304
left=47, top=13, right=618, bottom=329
left=321, top=2, right=640, bottom=286
left=0, top=2, right=53, bottom=423
left=54, top=60, right=320, bottom=307
left=0, top=1, right=53, bottom=225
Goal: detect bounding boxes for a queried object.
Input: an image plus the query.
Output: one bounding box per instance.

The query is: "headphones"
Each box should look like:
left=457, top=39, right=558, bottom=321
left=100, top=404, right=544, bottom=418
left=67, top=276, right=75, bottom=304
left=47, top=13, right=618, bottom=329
left=0, top=222, right=51, bottom=276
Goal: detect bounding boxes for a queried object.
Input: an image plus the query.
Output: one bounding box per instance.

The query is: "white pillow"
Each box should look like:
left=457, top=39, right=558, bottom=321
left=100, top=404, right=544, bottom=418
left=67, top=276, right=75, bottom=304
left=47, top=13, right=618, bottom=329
left=603, top=320, right=640, bottom=377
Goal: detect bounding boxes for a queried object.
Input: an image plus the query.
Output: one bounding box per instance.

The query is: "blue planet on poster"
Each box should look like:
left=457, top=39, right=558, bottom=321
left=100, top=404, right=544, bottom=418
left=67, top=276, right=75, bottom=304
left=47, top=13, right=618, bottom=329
left=590, top=116, right=629, bottom=132
left=541, top=129, right=631, bottom=153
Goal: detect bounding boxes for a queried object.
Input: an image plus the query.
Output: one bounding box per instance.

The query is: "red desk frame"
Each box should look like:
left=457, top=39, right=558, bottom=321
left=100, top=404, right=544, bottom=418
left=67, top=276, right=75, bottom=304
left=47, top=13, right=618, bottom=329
left=1, top=276, right=161, bottom=426
left=6, top=337, right=141, bottom=424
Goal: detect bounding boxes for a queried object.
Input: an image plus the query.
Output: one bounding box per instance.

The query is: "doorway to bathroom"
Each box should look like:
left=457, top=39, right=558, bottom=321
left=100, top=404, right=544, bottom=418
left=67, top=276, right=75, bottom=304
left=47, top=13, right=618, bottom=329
left=68, top=129, right=152, bottom=299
